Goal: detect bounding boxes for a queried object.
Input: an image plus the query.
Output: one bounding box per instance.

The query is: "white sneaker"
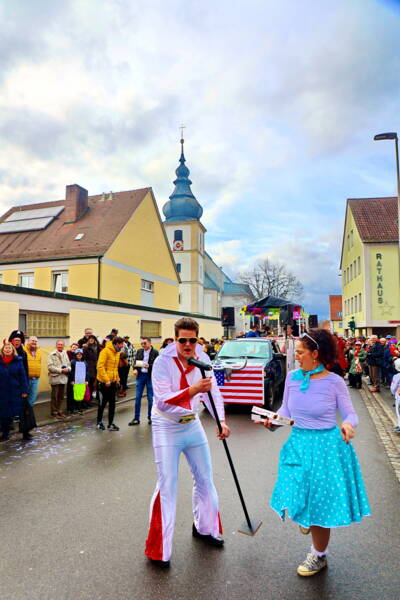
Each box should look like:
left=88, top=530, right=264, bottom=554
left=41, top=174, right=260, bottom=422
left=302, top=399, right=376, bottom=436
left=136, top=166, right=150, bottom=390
left=297, top=552, right=327, bottom=576
left=92, top=392, right=97, bottom=398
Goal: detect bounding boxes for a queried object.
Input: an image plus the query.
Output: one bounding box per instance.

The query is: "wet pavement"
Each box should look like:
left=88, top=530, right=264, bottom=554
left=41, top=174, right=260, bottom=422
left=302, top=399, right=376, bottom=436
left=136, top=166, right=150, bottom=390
left=1, top=390, right=399, bottom=600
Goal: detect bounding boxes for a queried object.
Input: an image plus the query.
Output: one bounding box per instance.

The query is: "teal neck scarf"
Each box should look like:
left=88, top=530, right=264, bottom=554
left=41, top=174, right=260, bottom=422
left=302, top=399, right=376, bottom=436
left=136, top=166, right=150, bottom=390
left=292, top=364, right=324, bottom=392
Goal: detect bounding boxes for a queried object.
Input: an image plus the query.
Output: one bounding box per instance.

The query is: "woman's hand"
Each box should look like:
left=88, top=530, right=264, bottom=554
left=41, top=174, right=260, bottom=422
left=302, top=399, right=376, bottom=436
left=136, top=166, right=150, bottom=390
left=253, top=416, right=279, bottom=431
left=217, top=421, right=230, bottom=440
left=341, top=421, right=355, bottom=443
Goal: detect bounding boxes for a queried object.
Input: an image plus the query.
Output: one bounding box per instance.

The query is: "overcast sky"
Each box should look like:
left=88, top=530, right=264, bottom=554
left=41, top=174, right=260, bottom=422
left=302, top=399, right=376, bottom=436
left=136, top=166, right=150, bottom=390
left=1, top=0, right=399, bottom=318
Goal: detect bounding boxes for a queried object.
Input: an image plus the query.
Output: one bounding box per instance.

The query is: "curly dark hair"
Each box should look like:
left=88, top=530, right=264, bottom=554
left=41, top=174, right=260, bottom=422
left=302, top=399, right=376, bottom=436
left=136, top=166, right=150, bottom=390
left=300, top=329, right=338, bottom=367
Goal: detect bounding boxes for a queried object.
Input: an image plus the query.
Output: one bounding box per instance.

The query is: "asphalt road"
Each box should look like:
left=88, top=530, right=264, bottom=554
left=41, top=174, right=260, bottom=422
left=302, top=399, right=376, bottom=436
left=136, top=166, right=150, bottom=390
left=1, top=389, right=399, bottom=600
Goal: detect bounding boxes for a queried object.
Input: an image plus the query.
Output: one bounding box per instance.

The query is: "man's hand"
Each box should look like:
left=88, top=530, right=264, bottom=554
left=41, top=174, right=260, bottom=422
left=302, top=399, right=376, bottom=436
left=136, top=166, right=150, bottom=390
left=341, top=421, right=355, bottom=443
left=217, top=421, right=230, bottom=440
left=105, top=381, right=111, bottom=387
left=61, top=368, right=69, bottom=374
left=189, top=377, right=212, bottom=397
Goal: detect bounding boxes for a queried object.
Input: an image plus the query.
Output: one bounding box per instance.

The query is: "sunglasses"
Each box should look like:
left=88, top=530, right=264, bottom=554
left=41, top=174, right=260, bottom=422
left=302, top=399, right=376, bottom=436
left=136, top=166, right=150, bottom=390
left=300, top=332, right=320, bottom=349
left=177, top=337, right=198, bottom=345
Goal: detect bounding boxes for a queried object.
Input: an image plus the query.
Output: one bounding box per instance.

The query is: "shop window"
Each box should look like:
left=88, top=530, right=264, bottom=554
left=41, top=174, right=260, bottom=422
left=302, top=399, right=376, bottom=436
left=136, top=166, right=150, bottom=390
left=19, top=272, right=34, bottom=288
left=52, top=271, right=68, bottom=293
left=140, top=320, right=161, bottom=338
left=20, top=311, right=68, bottom=337
left=174, top=230, right=183, bottom=241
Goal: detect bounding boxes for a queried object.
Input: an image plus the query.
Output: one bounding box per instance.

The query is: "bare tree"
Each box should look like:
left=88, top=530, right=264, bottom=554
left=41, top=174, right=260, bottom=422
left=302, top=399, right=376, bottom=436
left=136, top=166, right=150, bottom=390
left=237, top=259, right=304, bottom=301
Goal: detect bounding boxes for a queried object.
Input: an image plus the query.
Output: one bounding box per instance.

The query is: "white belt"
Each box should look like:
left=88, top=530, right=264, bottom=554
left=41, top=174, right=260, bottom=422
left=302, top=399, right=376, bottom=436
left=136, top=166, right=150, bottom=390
left=154, top=407, right=197, bottom=424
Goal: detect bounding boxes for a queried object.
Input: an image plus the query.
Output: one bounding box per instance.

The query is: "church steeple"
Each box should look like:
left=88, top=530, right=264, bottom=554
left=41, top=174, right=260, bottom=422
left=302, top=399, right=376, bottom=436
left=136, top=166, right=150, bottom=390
left=162, top=135, right=203, bottom=222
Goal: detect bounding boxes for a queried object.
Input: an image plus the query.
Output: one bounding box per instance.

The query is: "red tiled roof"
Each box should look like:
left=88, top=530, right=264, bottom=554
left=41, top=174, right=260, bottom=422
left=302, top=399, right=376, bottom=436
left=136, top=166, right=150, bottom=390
left=329, top=295, right=342, bottom=320
left=0, top=188, right=150, bottom=264
left=348, top=197, right=398, bottom=242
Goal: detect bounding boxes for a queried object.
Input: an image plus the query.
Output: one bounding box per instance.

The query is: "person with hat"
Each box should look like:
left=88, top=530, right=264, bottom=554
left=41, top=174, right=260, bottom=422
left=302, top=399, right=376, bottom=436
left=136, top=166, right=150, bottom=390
left=0, top=341, right=30, bottom=441
left=348, top=341, right=367, bottom=389
left=9, top=330, right=28, bottom=378
left=390, top=358, right=400, bottom=434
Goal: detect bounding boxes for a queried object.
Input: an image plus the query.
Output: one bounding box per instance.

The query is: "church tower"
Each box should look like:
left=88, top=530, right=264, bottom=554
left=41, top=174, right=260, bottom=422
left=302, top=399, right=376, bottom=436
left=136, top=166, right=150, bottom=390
left=163, top=135, right=206, bottom=314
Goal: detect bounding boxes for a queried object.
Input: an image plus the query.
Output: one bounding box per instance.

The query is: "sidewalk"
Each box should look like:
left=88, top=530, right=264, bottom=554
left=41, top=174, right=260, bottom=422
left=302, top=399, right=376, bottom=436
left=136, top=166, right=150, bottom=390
left=360, top=375, right=400, bottom=483
left=33, top=376, right=138, bottom=426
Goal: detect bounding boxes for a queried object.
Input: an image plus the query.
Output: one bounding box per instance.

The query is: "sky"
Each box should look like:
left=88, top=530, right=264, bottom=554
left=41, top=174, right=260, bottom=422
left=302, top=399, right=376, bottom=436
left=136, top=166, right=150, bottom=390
left=0, top=0, right=399, bottom=318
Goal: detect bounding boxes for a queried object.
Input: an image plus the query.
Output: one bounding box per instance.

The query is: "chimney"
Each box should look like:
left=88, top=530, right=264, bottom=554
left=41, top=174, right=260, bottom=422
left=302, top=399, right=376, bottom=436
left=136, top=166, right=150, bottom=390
left=64, top=184, right=88, bottom=223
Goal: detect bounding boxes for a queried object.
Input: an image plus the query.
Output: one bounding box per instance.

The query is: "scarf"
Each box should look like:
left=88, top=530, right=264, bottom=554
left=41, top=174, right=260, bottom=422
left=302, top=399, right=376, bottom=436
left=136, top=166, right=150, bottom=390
left=291, top=364, right=325, bottom=392
left=173, top=357, right=195, bottom=390
left=2, top=354, right=13, bottom=365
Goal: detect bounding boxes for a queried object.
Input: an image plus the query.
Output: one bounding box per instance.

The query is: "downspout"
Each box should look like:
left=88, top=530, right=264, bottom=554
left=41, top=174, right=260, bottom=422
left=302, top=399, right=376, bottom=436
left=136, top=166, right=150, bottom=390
left=97, top=256, right=102, bottom=299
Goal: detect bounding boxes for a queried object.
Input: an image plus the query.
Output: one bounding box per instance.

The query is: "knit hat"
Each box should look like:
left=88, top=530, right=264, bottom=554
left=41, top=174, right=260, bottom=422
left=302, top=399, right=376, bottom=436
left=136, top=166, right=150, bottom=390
left=394, top=358, right=400, bottom=372
left=8, top=330, right=25, bottom=344
left=74, top=348, right=83, bottom=355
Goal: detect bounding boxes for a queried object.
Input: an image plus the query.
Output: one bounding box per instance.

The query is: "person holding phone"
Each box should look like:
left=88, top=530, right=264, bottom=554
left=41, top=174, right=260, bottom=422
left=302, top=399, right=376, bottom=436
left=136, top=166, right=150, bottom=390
left=260, top=328, right=370, bottom=577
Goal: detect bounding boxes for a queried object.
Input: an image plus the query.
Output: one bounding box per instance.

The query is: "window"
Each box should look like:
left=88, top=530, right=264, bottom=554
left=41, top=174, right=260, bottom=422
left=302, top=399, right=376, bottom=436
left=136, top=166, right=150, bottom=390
left=19, top=272, right=34, bottom=288
left=357, top=256, right=361, bottom=275
left=338, top=311, right=342, bottom=317
left=52, top=271, right=68, bottom=293
left=353, top=260, right=357, bottom=277
left=339, top=321, right=343, bottom=328
left=199, top=262, right=203, bottom=281
left=198, top=231, right=203, bottom=253
left=350, top=264, right=353, bottom=280
left=140, top=320, right=161, bottom=338
left=347, top=234, right=350, bottom=250
left=141, top=279, right=154, bottom=292
left=350, top=229, right=354, bottom=247
left=347, top=267, right=349, bottom=282
left=343, top=270, right=346, bottom=285
left=0, top=273, right=2, bottom=283
left=176, top=263, right=181, bottom=273
left=354, top=296, right=358, bottom=313
left=174, top=230, right=183, bottom=241
left=359, top=293, right=362, bottom=311
left=351, top=297, right=354, bottom=314
left=20, top=311, right=68, bottom=337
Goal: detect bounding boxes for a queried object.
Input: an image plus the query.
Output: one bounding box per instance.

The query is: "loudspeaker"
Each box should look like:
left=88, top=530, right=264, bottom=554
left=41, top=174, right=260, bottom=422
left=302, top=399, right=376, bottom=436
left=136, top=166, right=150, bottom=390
left=308, top=315, right=318, bottom=329
left=221, top=307, right=235, bottom=327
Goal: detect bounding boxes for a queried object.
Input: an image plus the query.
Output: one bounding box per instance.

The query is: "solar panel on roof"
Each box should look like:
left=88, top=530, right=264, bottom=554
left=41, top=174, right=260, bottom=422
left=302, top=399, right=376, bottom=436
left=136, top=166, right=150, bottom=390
left=0, top=216, right=55, bottom=234
left=6, top=205, right=64, bottom=222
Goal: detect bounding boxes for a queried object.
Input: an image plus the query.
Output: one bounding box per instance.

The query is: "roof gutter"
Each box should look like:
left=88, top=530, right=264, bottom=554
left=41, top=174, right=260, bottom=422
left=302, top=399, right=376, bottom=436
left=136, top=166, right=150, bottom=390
left=97, top=256, right=102, bottom=299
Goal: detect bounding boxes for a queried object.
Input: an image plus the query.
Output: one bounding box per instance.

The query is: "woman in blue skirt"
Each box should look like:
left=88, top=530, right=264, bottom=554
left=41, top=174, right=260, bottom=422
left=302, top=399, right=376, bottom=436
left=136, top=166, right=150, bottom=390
left=263, top=329, right=370, bottom=576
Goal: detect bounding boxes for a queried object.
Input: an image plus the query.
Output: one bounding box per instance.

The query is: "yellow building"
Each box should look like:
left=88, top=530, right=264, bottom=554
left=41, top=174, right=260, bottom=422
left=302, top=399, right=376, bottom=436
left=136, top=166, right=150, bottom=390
left=340, top=196, right=400, bottom=337
left=0, top=184, right=180, bottom=312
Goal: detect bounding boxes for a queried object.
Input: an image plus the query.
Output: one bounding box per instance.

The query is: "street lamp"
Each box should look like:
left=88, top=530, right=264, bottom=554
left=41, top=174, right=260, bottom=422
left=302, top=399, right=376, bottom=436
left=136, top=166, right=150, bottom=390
left=373, top=132, right=400, bottom=302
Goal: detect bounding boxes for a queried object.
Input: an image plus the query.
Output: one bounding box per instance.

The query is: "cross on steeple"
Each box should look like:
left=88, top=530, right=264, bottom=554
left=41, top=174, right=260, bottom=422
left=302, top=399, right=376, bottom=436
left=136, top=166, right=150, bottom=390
left=180, top=124, right=186, bottom=143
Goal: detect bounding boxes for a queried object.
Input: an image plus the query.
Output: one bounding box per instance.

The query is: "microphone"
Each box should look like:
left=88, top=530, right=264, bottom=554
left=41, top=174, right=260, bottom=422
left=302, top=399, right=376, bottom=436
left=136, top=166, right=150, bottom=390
left=187, top=357, right=212, bottom=371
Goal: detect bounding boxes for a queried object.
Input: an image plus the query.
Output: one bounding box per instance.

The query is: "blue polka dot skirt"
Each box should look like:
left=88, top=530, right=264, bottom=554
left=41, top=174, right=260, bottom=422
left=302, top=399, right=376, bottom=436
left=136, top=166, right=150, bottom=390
left=270, top=426, right=371, bottom=528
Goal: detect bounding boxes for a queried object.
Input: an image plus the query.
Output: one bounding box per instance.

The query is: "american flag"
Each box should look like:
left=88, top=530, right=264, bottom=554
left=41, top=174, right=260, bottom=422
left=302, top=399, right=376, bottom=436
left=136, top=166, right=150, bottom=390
left=214, top=364, right=264, bottom=405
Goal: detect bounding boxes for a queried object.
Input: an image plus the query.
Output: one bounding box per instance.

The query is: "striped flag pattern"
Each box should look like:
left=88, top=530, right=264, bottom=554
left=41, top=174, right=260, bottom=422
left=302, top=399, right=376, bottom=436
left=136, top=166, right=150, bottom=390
left=214, top=364, right=264, bottom=405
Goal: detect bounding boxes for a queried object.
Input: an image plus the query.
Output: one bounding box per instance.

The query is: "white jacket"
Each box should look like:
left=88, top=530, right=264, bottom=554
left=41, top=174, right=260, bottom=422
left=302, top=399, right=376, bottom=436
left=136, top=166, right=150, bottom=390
left=390, top=373, right=400, bottom=397
left=152, top=342, right=225, bottom=421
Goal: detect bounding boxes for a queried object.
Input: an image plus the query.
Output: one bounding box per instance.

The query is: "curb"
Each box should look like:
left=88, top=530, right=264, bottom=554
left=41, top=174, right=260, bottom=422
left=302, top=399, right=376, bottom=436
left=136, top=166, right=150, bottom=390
left=360, top=382, right=400, bottom=484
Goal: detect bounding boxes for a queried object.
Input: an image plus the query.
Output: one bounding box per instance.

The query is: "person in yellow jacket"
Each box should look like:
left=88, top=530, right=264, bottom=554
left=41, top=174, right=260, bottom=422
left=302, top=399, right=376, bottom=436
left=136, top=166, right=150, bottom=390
left=24, top=336, right=42, bottom=407
left=96, top=337, right=124, bottom=431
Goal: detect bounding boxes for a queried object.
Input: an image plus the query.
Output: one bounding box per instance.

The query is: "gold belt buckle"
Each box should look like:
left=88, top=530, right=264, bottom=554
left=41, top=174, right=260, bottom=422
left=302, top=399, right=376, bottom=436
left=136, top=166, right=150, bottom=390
left=178, top=414, right=196, bottom=424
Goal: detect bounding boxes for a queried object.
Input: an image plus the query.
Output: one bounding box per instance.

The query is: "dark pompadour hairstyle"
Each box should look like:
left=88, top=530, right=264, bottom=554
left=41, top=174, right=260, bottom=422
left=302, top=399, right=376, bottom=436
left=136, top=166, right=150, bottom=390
left=174, top=317, right=199, bottom=337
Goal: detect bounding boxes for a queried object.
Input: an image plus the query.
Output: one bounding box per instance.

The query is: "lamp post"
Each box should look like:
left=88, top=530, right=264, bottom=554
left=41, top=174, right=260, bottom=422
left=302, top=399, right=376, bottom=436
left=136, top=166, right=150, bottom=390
left=374, top=132, right=400, bottom=336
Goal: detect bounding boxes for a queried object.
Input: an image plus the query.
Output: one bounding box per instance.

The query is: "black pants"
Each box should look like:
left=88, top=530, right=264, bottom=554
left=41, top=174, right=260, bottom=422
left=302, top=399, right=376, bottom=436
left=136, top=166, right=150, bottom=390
left=97, top=382, right=117, bottom=426
left=118, top=366, right=130, bottom=390
left=348, top=373, right=362, bottom=388
left=1, top=417, right=13, bottom=437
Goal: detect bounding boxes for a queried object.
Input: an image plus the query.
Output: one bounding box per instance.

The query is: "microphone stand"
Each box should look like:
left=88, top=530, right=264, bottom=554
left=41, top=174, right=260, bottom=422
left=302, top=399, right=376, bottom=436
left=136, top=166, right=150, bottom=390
left=199, top=365, right=262, bottom=536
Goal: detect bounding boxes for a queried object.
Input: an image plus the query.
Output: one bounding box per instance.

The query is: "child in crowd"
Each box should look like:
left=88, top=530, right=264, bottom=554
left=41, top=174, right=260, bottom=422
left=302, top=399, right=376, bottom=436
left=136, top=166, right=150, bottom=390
left=390, top=358, right=400, bottom=434
left=70, top=349, right=88, bottom=414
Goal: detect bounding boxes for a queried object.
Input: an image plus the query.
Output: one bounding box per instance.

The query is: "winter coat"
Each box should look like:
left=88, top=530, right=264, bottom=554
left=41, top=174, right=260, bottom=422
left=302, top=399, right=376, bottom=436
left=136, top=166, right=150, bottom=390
left=367, top=342, right=384, bottom=367
left=349, top=348, right=367, bottom=375
left=82, top=344, right=100, bottom=379
left=97, top=342, right=120, bottom=384
left=47, top=349, right=71, bottom=385
left=24, top=345, right=42, bottom=378
left=0, top=356, right=29, bottom=419
left=70, top=359, right=88, bottom=383
left=15, top=346, right=29, bottom=377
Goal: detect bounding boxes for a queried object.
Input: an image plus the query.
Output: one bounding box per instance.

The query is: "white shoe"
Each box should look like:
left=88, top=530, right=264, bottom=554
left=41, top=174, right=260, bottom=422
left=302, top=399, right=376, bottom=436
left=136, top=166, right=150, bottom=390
left=297, top=552, right=327, bottom=576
